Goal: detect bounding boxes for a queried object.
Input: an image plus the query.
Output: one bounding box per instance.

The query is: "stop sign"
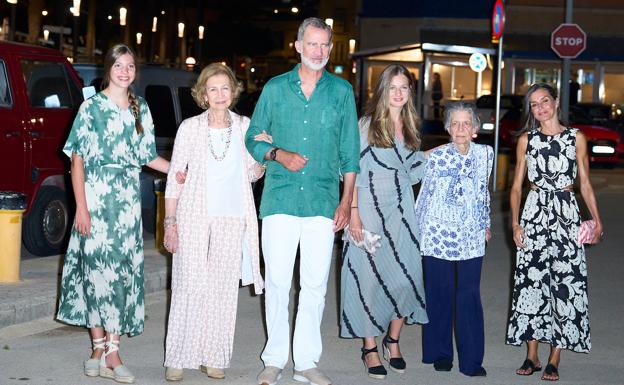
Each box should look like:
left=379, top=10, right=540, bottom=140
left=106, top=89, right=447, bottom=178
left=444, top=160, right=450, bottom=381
left=551, top=23, right=587, bottom=58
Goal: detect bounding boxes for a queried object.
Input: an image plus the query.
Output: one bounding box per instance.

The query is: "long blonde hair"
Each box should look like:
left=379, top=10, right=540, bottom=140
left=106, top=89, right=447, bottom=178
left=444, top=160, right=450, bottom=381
left=365, top=64, right=421, bottom=151
left=101, top=44, right=143, bottom=134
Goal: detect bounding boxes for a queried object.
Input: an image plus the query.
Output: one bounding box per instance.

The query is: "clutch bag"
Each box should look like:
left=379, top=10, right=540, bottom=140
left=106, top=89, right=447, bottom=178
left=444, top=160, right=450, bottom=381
left=342, top=226, right=382, bottom=255
left=578, top=220, right=596, bottom=244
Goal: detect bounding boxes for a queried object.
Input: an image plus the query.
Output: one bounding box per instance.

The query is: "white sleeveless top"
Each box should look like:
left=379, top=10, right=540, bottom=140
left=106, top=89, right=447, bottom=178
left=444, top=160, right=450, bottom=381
left=205, top=126, right=244, bottom=217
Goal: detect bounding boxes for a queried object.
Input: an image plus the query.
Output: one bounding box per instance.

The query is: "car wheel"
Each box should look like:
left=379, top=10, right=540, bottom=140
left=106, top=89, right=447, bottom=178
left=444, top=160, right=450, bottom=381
left=22, top=186, right=70, bottom=256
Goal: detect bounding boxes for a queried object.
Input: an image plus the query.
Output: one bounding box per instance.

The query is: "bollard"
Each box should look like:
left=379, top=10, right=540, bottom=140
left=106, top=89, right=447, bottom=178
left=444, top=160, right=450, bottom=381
left=154, top=179, right=167, bottom=254
left=0, top=192, right=27, bottom=283
left=496, top=148, right=511, bottom=191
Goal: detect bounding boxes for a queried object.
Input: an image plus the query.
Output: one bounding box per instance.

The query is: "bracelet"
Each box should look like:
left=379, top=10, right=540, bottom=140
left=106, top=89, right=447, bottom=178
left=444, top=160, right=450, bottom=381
left=351, top=206, right=358, bottom=209
left=164, top=216, right=177, bottom=226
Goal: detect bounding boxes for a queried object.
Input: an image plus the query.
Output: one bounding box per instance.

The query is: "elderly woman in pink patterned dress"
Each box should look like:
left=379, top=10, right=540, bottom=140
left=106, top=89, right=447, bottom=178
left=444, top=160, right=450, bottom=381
left=161, top=63, right=265, bottom=381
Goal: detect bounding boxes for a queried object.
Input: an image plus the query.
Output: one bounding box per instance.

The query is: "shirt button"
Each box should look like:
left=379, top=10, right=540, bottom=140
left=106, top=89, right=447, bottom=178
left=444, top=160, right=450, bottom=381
left=300, top=186, right=304, bottom=191
left=303, top=137, right=307, bottom=141
left=304, top=120, right=308, bottom=124
left=302, top=171, right=305, bottom=175
left=305, top=104, right=309, bottom=108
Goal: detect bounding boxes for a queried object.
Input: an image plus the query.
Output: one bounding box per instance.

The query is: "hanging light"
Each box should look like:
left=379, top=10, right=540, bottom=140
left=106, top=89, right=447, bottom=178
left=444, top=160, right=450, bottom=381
left=348, top=39, right=356, bottom=54
left=198, top=25, right=204, bottom=40
left=136, top=32, right=142, bottom=45
left=119, top=7, right=127, bottom=26
left=43, top=29, right=50, bottom=41
left=325, top=18, right=334, bottom=29
left=178, top=23, right=185, bottom=38
left=152, top=17, right=157, bottom=32
left=72, top=0, right=81, bottom=17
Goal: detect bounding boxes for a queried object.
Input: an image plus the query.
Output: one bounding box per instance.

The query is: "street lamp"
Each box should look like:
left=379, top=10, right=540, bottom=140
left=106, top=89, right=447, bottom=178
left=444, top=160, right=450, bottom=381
left=119, top=7, right=127, bottom=26
left=7, top=0, right=17, bottom=42
left=177, top=23, right=185, bottom=68
left=197, top=25, right=205, bottom=67
left=185, top=56, right=196, bottom=71
left=72, top=0, right=81, bottom=62
left=348, top=39, right=356, bottom=54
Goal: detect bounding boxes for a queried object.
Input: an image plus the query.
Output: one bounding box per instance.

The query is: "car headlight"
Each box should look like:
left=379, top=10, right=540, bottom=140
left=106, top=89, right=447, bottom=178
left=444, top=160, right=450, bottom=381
left=591, top=145, right=615, bottom=154
left=481, top=123, right=494, bottom=131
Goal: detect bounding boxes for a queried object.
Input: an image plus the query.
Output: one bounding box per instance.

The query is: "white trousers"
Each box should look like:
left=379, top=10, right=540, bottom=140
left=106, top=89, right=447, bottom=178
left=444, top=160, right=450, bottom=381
left=260, top=214, right=335, bottom=371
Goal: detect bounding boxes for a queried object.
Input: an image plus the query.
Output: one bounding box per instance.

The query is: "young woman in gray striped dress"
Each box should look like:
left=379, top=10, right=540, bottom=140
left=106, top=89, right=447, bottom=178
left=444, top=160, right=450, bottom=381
left=340, top=64, right=428, bottom=380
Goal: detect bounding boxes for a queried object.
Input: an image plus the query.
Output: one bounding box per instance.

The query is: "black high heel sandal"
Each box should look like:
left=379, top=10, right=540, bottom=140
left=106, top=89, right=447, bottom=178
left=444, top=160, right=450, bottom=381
left=361, top=346, right=387, bottom=379
left=382, top=335, right=406, bottom=373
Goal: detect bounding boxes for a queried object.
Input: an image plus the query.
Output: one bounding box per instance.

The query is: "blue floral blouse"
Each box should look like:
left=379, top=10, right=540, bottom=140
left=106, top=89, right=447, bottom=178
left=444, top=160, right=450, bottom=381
left=414, top=142, right=493, bottom=260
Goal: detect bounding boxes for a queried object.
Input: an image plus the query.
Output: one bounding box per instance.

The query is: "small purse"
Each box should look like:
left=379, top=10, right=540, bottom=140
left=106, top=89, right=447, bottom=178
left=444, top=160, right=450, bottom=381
left=342, top=226, right=383, bottom=255
left=578, top=220, right=596, bottom=244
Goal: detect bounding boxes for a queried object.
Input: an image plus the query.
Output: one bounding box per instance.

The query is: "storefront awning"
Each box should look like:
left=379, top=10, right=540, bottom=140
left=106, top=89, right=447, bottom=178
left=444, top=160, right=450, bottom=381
left=351, top=42, right=496, bottom=61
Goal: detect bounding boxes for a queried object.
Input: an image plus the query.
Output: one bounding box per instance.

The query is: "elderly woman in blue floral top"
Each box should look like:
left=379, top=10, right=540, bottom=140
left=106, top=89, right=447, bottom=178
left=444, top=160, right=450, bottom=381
left=414, top=101, right=493, bottom=377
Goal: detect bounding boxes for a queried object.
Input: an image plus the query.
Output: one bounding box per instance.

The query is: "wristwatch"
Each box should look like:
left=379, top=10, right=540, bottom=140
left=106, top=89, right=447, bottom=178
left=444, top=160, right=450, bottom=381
left=269, top=147, right=279, bottom=161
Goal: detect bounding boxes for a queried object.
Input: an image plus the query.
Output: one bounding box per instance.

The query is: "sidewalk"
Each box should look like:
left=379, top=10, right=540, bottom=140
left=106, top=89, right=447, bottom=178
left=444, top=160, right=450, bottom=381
left=0, top=233, right=169, bottom=329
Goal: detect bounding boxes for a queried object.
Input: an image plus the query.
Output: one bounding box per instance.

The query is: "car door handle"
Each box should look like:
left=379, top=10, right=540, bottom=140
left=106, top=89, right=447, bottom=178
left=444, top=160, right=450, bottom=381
left=31, top=130, right=42, bottom=138
left=4, top=131, right=21, bottom=138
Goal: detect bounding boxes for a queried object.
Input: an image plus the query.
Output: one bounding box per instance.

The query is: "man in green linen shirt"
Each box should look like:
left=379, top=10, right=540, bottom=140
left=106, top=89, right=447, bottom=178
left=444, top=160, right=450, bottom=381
left=246, top=17, right=359, bottom=385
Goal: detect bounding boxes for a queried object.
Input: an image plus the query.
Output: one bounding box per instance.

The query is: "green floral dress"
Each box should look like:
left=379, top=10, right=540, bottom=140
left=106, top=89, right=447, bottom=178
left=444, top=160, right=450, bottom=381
left=56, top=92, right=157, bottom=336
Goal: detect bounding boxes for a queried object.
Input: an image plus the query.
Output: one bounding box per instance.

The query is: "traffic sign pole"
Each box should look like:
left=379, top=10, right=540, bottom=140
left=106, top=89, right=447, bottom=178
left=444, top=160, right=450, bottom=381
left=493, top=34, right=503, bottom=193
left=491, top=0, right=505, bottom=192
left=560, top=0, right=573, bottom=122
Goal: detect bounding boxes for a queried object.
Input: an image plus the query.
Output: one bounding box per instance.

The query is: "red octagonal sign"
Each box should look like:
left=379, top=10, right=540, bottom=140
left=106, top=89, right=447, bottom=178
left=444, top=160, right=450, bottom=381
left=551, top=23, right=587, bottom=59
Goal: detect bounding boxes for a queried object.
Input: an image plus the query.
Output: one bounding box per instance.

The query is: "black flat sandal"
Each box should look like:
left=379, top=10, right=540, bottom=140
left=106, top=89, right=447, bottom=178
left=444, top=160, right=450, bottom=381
left=541, top=363, right=559, bottom=381
left=382, top=335, right=406, bottom=373
left=361, top=346, right=387, bottom=379
left=516, top=358, right=542, bottom=376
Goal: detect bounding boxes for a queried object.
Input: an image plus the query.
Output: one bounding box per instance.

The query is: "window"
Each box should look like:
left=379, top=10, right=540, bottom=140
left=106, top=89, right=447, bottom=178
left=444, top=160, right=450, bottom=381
left=20, top=60, right=81, bottom=108
left=178, top=86, right=203, bottom=120
left=145, top=85, right=176, bottom=137
left=0, top=60, right=11, bottom=107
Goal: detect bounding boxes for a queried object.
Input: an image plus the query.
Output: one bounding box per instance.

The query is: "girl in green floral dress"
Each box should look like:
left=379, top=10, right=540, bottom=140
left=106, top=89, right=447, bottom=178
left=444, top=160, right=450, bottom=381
left=57, top=44, right=170, bottom=383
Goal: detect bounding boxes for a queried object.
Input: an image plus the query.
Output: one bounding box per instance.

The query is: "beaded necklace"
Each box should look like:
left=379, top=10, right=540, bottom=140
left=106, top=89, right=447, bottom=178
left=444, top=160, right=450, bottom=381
left=207, top=111, right=233, bottom=161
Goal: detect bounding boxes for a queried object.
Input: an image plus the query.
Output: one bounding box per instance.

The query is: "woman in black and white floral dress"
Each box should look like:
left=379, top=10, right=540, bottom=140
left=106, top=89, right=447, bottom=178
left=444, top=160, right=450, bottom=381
left=506, top=83, right=603, bottom=381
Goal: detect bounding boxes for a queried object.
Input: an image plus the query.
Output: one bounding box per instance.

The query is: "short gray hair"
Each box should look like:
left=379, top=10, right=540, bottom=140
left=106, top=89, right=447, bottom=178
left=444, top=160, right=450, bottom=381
left=297, top=17, right=333, bottom=42
left=443, top=101, right=481, bottom=133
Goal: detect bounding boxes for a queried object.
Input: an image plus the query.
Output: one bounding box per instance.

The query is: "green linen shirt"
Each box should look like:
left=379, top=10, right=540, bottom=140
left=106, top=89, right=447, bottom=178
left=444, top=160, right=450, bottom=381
left=245, top=64, right=360, bottom=219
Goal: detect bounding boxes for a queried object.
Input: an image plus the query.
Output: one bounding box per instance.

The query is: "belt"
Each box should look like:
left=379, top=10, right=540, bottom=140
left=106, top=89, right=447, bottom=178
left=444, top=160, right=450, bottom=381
left=530, top=184, right=573, bottom=192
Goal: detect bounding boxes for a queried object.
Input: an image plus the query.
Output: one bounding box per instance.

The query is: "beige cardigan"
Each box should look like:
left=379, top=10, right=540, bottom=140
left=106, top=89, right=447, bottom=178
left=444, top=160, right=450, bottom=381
left=165, top=109, right=264, bottom=294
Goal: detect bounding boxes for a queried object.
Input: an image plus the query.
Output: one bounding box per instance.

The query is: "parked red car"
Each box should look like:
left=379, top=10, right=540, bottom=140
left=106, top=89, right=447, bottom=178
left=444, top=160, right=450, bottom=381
left=476, top=99, right=621, bottom=166
left=0, top=41, right=84, bottom=255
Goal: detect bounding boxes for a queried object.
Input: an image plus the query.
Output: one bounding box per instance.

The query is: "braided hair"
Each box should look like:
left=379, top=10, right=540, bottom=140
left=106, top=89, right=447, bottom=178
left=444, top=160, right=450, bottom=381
left=101, top=44, right=144, bottom=134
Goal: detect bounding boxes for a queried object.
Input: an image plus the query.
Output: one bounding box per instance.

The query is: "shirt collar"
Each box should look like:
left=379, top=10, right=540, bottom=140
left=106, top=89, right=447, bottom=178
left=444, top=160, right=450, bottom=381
left=288, top=63, right=329, bottom=85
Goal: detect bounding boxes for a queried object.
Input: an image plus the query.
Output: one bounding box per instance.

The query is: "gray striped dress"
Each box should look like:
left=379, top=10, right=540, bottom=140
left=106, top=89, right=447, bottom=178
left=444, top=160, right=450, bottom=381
left=340, top=122, right=429, bottom=338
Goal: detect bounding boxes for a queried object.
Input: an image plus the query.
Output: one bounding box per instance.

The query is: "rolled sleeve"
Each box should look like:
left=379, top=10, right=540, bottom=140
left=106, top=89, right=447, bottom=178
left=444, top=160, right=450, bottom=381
left=338, top=90, right=360, bottom=175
